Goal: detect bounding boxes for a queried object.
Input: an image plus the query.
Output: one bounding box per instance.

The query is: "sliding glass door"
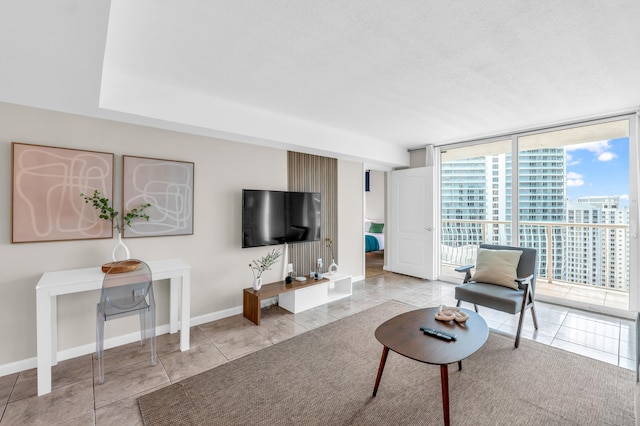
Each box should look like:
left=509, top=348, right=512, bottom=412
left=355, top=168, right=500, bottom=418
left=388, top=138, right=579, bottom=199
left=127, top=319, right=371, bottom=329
left=440, top=116, right=635, bottom=312
left=440, top=139, right=512, bottom=276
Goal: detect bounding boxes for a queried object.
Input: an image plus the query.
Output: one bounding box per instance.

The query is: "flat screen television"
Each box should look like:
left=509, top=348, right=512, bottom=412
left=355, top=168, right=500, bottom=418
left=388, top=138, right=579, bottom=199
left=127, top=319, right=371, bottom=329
left=242, top=189, right=321, bottom=248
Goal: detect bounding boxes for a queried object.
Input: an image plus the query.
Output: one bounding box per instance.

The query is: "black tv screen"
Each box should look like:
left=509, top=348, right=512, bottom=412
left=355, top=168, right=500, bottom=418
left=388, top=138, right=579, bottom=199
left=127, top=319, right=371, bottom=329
left=242, top=190, right=321, bottom=248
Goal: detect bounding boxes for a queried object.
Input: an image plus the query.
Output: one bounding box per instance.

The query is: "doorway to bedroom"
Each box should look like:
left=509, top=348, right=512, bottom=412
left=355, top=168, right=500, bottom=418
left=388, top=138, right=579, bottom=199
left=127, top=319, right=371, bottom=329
left=365, top=169, right=386, bottom=278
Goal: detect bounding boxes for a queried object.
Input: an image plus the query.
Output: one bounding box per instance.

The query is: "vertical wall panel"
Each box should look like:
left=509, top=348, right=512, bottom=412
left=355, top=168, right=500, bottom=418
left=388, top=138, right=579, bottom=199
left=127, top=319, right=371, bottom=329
left=288, top=152, right=338, bottom=276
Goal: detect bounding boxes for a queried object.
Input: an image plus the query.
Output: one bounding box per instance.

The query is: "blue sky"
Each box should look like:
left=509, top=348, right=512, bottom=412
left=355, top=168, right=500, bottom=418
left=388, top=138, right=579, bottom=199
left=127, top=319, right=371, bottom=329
left=566, top=137, right=629, bottom=206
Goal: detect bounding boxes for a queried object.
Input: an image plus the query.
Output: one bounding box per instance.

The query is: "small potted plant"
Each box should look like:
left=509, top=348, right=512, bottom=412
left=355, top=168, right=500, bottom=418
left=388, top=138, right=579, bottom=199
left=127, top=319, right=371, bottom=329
left=81, top=189, right=151, bottom=261
left=249, top=248, right=282, bottom=290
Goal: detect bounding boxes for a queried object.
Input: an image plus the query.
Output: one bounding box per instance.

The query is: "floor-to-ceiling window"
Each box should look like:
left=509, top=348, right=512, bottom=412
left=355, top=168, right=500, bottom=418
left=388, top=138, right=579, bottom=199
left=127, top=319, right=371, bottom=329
left=440, top=139, right=512, bottom=268
left=439, top=116, right=635, bottom=313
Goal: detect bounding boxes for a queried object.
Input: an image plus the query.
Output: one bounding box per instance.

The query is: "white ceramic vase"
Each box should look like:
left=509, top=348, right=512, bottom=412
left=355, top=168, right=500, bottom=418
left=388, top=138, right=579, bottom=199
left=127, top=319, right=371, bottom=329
left=328, top=259, right=339, bottom=274
left=111, top=232, right=131, bottom=261
left=253, top=277, right=263, bottom=291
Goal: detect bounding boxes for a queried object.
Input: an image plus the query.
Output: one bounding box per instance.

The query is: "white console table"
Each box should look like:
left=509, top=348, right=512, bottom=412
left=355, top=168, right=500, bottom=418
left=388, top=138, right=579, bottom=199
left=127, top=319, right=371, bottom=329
left=35, top=258, right=191, bottom=396
left=243, top=273, right=352, bottom=325
left=278, top=273, right=352, bottom=314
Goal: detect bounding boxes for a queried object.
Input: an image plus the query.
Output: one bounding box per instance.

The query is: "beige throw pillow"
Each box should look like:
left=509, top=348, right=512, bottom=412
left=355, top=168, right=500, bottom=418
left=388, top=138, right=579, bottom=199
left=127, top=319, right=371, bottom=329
left=471, top=248, right=523, bottom=290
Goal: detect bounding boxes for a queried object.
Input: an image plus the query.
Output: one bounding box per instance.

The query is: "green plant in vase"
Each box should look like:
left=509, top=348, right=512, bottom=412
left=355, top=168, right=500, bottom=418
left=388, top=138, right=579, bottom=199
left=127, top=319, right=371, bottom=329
left=80, top=189, right=152, bottom=261
left=249, top=248, right=282, bottom=290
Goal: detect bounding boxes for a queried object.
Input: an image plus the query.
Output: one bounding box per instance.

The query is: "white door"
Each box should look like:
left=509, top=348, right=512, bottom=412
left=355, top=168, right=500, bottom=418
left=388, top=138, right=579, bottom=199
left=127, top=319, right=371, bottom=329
left=387, top=167, right=435, bottom=279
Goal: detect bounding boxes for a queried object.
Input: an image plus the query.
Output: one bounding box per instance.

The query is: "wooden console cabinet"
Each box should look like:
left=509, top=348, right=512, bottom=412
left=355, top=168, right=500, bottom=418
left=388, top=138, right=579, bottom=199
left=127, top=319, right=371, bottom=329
left=243, top=273, right=352, bottom=325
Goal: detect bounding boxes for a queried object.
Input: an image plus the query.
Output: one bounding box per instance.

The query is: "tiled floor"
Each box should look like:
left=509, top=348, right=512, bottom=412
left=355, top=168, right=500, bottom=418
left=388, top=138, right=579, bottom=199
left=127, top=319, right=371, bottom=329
left=0, top=268, right=636, bottom=424
left=536, top=279, right=631, bottom=312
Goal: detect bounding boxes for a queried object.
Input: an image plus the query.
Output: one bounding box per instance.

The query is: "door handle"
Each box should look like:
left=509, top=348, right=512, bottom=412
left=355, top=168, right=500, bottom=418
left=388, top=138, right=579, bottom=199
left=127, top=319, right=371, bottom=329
left=425, top=227, right=433, bottom=231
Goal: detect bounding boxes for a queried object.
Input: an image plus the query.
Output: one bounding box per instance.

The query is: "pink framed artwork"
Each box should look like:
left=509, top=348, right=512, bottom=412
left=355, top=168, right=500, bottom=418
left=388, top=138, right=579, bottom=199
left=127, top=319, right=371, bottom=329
left=11, top=142, right=115, bottom=243
left=122, top=155, right=194, bottom=238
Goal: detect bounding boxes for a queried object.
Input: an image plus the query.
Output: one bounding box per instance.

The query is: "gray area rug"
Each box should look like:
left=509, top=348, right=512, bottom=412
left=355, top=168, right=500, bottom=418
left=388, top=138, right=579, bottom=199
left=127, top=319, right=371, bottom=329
left=138, top=301, right=635, bottom=425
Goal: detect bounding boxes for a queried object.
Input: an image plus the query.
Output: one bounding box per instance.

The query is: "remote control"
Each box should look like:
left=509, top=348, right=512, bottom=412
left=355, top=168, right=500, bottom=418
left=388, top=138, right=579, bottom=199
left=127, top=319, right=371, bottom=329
left=420, top=326, right=457, bottom=341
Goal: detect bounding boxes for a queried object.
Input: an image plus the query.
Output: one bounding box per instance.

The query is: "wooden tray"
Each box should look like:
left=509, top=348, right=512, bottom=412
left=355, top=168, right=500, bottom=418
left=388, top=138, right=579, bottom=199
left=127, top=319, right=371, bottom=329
left=101, top=260, right=142, bottom=274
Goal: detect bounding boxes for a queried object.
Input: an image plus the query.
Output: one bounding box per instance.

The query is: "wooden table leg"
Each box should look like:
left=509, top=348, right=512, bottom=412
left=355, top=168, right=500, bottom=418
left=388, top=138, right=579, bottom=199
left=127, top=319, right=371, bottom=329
left=243, top=289, right=261, bottom=325
left=440, top=364, right=450, bottom=426
left=372, top=346, right=390, bottom=396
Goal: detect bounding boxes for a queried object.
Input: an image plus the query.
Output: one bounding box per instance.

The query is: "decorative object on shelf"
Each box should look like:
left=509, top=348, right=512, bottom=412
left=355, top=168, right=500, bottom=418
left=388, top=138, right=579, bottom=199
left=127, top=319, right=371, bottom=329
left=325, top=238, right=338, bottom=274
left=253, top=277, right=263, bottom=291
left=249, top=248, right=282, bottom=291
left=112, top=231, right=130, bottom=261
left=100, top=259, right=142, bottom=274
left=81, top=190, right=151, bottom=261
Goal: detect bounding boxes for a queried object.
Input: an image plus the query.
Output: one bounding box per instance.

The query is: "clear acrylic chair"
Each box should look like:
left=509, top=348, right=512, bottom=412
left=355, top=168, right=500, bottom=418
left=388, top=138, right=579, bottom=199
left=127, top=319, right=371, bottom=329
left=96, top=259, right=156, bottom=384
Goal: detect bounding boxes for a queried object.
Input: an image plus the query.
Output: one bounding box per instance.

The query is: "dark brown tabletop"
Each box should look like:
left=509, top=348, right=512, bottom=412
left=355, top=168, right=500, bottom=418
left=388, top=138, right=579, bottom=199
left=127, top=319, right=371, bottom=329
left=373, top=306, right=489, bottom=426
left=375, top=307, right=488, bottom=365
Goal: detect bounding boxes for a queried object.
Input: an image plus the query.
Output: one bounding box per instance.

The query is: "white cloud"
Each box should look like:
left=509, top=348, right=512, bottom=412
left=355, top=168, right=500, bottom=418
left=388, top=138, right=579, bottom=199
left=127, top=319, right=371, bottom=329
left=566, top=140, right=611, bottom=153
left=566, top=153, right=580, bottom=166
left=620, top=194, right=629, bottom=200
left=567, top=179, right=584, bottom=187
left=566, top=171, right=583, bottom=179
left=566, top=140, right=616, bottom=163
left=598, top=152, right=616, bottom=161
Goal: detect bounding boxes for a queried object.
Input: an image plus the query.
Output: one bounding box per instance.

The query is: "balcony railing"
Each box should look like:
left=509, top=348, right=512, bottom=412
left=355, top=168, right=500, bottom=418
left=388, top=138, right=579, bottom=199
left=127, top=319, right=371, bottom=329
left=441, top=219, right=630, bottom=293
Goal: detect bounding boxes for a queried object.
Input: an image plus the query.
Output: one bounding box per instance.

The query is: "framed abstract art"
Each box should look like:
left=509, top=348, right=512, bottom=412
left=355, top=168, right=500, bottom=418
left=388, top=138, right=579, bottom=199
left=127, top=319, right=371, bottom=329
left=122, top=155, right=194, bottom=238
left=12, top=142, right=114, bottom=243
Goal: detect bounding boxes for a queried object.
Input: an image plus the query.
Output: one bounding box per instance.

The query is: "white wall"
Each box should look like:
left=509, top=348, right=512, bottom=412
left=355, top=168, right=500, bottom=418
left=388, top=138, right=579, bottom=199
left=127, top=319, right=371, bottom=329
left=339, top=161, right=365, bottom=276
left=0, top=102, right=364, bottom=372
left=365, top=170, right=385, bottom=221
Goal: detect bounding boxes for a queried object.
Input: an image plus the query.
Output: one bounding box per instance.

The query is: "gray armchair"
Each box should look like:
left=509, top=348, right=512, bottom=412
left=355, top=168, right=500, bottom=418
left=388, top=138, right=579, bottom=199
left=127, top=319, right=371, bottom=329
left=454, top=244, right=538, bottom=348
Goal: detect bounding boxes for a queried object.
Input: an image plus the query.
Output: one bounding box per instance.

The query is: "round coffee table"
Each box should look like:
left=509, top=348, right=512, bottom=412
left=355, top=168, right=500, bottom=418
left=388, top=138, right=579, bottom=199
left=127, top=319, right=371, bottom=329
left=373, top=307, right=488, bottom=426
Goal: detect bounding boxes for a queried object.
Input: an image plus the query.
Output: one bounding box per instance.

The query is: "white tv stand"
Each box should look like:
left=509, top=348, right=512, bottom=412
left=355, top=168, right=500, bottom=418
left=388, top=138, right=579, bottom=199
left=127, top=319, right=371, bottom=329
left=243, top=273, right=352, bottom=325
left=279, top=273, right=352, bottom=313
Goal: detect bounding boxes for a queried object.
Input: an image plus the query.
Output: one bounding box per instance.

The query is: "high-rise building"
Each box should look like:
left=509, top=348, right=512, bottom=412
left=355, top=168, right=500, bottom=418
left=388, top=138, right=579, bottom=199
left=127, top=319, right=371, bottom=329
left=441, top=147, right=628, bottom=290
left=441, top=147, right=567, bottom=274
left=572, top=196, right=629, bottom=289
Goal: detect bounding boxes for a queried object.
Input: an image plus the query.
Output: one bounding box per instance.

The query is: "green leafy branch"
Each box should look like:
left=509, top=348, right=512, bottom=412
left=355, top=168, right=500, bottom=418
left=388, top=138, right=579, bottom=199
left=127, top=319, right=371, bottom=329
left=81, top=189, right=151, bottom=233
left=249, top=249, right=282, bottom=279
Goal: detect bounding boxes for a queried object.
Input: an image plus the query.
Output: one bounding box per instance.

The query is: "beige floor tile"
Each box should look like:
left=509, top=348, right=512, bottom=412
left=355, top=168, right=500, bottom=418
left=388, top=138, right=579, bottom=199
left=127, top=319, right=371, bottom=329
left=159, top=342, right=228, bottom=381
left=550, top=339, right=619, bottom=366
left=562, top=315, right=620, bottom=338
left=197, top=313, right=253, bottom=334
left=8, top=369, right=37, bottom=403
left=204, top=327, right=272, bottom=360
left=0, top=373, right=17, bottom=406
left=253, top=315, right=309, bottom=344
left=619, top=339, right=635, bottom=360
left=94, top=359, right=170, bottom=409
left=94, top=340, right=156, bottom=375
left=554, top=327, right=619, bottom=355
left=9, top=355, right=93, bottom=403
left=288, top=307, right=339, bottom=330
left=95, top=396, right=144, bottom=426
left=155, top=326, right=210, bottom=355
left=2, top=379, right=94, bottom=425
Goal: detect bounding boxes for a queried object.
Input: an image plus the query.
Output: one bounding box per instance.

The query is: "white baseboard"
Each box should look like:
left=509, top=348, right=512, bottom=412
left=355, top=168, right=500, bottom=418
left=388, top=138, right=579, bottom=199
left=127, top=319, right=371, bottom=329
left=0, top=299, right=281, bottom=378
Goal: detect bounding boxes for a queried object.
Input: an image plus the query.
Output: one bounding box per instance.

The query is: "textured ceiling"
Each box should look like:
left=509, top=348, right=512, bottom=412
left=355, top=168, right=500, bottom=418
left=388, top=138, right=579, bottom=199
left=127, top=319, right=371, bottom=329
left=2, top=1, right=640, bottom=168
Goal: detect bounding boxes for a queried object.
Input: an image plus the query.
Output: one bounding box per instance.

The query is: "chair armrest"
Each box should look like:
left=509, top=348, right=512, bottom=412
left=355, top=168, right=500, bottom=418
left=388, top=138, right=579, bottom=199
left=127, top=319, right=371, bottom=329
left=515, top=274, right=533, bottom=290
left=455, top=265, right=475, bottom=284
left=455, top=265, right=474, bottom=273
